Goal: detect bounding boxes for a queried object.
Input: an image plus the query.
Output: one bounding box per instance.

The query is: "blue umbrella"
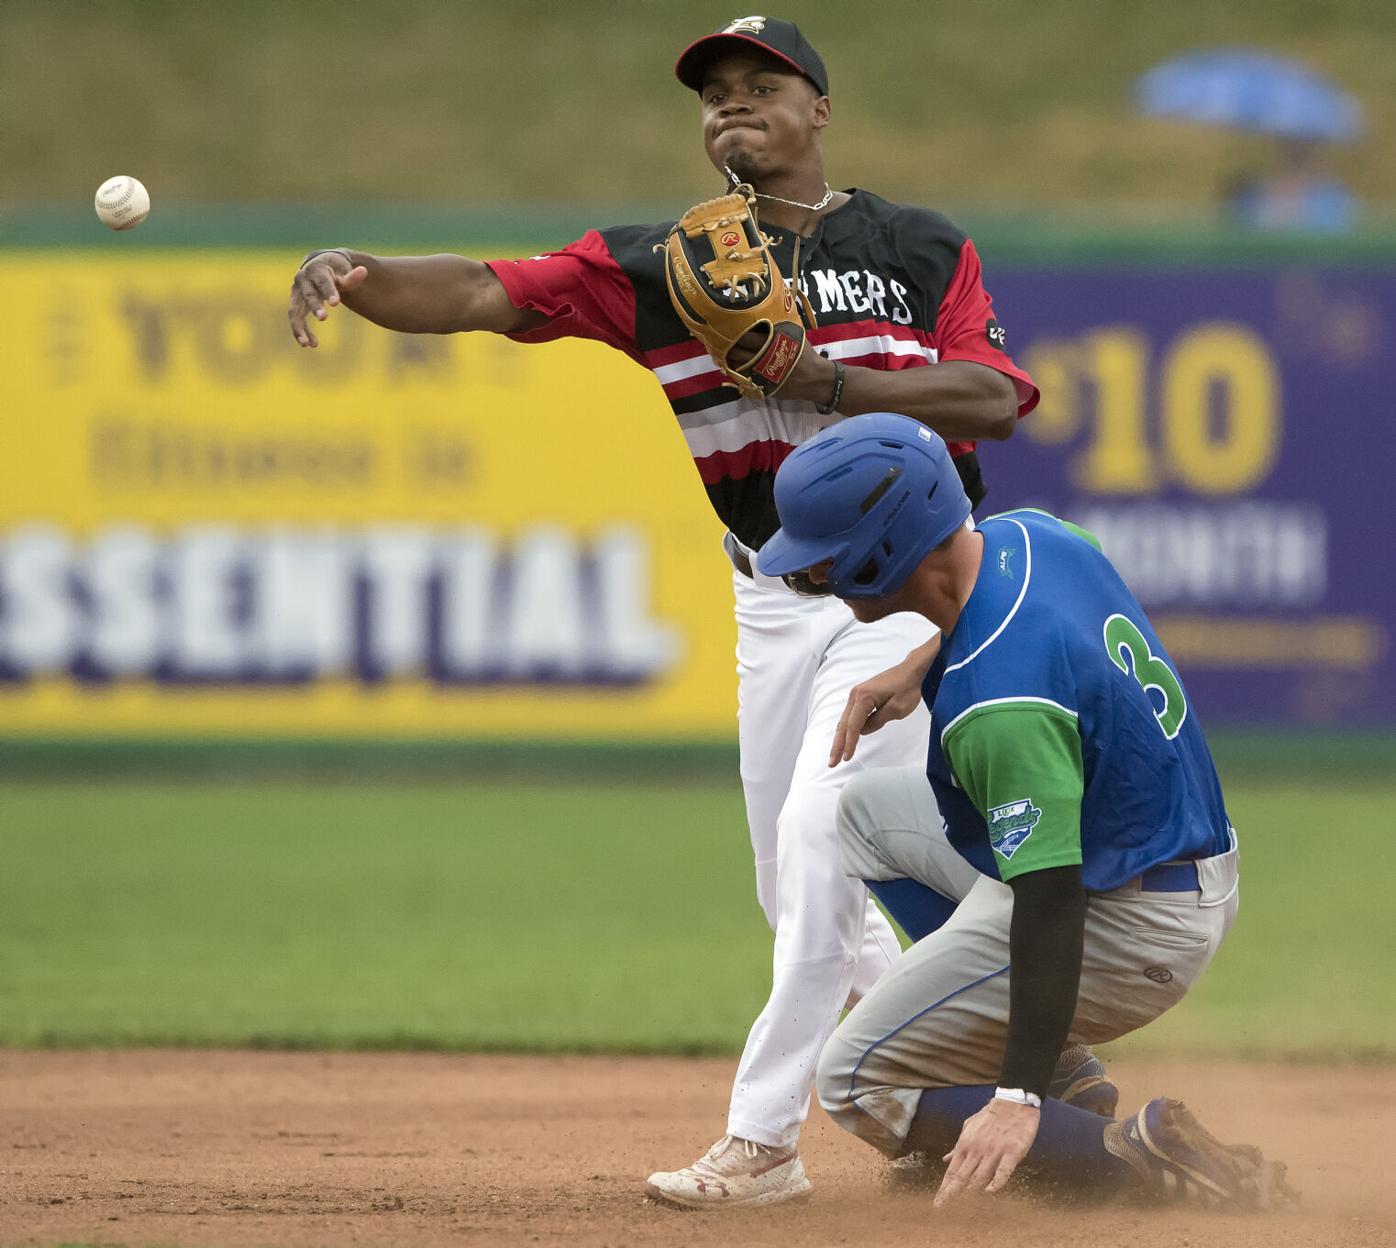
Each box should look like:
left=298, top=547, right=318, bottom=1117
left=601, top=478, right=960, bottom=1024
left=1137, top=49, right=1363, bottom=143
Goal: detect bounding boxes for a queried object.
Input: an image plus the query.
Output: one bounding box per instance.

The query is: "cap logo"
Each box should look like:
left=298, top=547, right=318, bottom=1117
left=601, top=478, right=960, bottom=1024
left=723, top=15, right=767, bottom=34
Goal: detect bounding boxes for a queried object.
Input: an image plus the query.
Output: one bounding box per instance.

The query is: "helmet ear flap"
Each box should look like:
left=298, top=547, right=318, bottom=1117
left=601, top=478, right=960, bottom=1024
left=850, top=557, right=882, bottom=588
left=841, top=537, right=895, bottom=593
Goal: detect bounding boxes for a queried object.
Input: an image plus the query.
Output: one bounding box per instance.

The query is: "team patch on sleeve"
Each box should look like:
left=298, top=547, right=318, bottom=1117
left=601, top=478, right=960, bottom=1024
left=987, top=798, right=1042, bottom=860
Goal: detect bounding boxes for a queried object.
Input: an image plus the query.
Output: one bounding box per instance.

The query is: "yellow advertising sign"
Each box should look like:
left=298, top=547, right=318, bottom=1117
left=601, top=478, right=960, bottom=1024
left=0, top=252, right=737, bottom=740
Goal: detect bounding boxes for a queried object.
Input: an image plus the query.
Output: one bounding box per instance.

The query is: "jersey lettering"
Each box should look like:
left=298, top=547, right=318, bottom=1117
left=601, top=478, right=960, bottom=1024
left=864, top=271, right=888, bottom=319
left=838, top=270, right=872, bottom=314
left=800, top=267, right=913, bottom=321
left=888, top=279, right=913, bottom=325
left=1103, top=613, right=1188, bottom=740
left=810, top=268, right=846, bottom=312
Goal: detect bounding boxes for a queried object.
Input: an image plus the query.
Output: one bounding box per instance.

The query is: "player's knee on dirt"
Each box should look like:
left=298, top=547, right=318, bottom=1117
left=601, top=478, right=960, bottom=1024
left=814, top=1026, right=861, bottom=1127
left=815, top=1026, right=913, bottom=1158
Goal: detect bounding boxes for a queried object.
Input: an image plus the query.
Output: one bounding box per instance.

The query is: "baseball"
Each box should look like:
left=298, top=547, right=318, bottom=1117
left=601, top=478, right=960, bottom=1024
left=94, top=175, right=150, bottom=231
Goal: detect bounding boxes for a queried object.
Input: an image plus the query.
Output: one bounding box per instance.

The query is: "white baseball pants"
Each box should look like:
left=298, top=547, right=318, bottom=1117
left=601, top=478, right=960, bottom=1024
left=726, top=563, right=937, bottom=1149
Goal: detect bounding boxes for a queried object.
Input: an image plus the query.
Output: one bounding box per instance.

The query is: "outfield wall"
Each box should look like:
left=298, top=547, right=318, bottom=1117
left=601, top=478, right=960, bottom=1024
left=1, top=221, right=1393, bottom=747
left=984, top=264, right=1394, bottom=727
left=1, top=250, right=735, bottom=743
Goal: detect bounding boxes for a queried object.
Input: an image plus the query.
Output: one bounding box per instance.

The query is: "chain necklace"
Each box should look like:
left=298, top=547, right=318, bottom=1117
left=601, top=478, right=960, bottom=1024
left=724, top=166, right=834, bottom=212
left=755, top=184, right=834, bottom=211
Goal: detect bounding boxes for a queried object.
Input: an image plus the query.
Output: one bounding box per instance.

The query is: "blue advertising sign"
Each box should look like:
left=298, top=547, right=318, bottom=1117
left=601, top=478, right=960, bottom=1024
left=983, top=266, right=1393, bottom=726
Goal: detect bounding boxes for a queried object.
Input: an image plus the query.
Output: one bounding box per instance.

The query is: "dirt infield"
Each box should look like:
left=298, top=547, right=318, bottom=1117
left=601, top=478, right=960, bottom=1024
left=2, top=1051, right=1392, bottom=1248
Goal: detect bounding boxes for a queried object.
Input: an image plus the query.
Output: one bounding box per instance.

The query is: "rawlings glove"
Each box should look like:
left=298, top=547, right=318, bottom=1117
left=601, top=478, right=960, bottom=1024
left=662, top=185, right=816, bottom=401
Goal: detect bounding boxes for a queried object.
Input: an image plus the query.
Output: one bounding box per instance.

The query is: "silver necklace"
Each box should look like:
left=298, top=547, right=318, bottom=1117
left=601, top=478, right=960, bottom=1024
left=724, top=166, right=834, bottom=212
left=756, top=184, right=834, bottom=211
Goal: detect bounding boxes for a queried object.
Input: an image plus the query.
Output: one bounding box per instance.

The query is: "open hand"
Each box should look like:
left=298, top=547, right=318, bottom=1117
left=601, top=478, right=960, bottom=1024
left=288, top=252, right=368, bottom=347
left=935, top=1098, right=1039, bottom=1206
left=828, top=635, right=940, bottom=766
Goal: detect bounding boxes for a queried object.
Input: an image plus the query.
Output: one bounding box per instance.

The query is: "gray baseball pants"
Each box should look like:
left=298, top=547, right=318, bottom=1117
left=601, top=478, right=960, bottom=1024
left=815, top=766, right=1240, bottom=1157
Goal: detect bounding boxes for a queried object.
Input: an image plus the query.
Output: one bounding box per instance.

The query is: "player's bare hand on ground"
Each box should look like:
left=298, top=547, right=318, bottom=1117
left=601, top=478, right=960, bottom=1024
left=935, top=1098, right=1040, bottom=1207
left=828, top=635, right=941, bottom=766
left=288, top=253, right=368, bottom=348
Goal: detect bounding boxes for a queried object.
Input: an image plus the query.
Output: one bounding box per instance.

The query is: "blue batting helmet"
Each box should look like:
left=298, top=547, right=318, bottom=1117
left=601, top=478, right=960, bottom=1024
left=757, top=413, right=971, bottom=599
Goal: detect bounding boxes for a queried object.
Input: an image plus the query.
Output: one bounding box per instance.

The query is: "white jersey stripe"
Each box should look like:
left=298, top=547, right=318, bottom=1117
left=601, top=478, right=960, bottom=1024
left=682, top=405, right=830, bottom=459
left=939, top=695, right=1078, bottom=746
left=821, top=336, right=939, bottom=365
left=653, top=352, right=722, bottom=385
left=944, top=518, right=1032, bottom=674
left=654, top=336, right=938, bottom=386
left=675, top=392, right=826, bottom=432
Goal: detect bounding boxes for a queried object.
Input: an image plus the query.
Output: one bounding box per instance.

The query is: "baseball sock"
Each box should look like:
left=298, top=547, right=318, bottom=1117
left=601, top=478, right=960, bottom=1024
left=907, top=1086, right=1131, bottom=1195
left=864, top=878, right=957, bottom=942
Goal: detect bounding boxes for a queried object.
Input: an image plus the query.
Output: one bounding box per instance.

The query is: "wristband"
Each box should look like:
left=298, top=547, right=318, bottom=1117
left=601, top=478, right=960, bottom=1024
left=299, top=248, right=353, bottom=271
left=815, top=359, right=846, bottom=415
left=994, top=1087, right=1042, bottom=1108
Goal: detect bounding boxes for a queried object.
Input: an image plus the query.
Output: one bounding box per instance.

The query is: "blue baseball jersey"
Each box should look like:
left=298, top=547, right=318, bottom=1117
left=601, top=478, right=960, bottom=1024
left=922, top=509, right=1232, bottom=891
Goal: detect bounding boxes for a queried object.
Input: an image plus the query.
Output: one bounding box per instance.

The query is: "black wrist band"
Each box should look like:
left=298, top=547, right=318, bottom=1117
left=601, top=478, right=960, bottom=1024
left=815, top=359, right=846, bottom=416
left=299, top=248, right=352, bottom=270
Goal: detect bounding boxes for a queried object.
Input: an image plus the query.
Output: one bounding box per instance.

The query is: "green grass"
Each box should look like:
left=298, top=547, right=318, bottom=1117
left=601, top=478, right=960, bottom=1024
left=1, top=775, right=1393, bottom=1059
left=0, top=780, right=771, bottom=1053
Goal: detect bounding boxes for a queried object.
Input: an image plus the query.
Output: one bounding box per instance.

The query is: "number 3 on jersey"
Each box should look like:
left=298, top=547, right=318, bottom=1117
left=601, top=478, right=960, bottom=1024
left=1103, top=613, right=1188, bottom=740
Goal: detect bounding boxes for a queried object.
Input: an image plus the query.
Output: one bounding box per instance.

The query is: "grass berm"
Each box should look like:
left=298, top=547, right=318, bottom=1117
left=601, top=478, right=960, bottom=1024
left=3, top=0, right=1394, bottom=215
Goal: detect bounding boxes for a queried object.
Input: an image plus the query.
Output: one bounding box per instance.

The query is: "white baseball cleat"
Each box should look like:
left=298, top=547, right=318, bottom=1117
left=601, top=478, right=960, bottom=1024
left=644, top=1134, right=812, bottom=1210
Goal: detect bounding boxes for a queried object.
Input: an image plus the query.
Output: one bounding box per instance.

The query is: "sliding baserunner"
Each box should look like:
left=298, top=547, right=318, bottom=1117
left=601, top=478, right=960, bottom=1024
left=755, top=412, right=1295, bottom=1211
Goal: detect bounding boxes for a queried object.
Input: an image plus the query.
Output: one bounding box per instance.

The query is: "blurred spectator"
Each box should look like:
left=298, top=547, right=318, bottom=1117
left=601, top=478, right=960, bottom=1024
left=1224, top=139, right=1357, bottom=233
left=1138, top=49, right=1363, bottom=234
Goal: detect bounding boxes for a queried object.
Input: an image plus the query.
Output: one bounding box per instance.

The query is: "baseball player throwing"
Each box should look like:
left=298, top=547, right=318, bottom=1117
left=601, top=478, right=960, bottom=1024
left=756, top=413, right=1295, bottom=1210
left=288, top=17, right=1053, bottom=1208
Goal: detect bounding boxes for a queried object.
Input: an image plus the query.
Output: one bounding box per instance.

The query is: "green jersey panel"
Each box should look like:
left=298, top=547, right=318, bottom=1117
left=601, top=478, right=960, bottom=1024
left=942, top=703, right=1085, bottom=880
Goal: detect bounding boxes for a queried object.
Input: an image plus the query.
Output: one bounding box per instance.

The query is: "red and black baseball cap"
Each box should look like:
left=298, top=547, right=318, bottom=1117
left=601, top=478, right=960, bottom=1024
left=675, top=16, right=828, bottom=98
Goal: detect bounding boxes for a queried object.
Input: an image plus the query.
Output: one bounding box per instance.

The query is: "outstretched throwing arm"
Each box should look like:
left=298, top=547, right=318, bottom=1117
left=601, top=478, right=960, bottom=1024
left=288, top=250, right=548, bottom=347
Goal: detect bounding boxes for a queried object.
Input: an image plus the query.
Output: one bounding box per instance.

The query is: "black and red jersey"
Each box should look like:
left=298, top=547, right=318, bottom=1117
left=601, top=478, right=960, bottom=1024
left=487, top=188, right=1038, bottom=551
